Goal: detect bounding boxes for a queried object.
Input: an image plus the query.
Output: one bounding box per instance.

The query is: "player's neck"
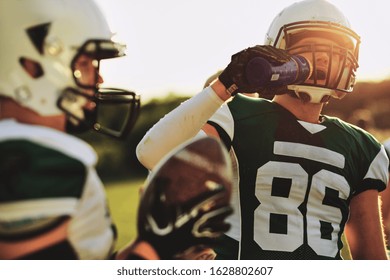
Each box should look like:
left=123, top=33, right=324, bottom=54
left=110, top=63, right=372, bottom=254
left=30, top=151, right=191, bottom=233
left=272, top=94, right=324, bottom=124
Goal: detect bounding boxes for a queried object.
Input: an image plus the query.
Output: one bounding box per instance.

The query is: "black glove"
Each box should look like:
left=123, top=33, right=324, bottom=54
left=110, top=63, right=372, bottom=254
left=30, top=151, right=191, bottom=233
left=219, top=45, right=291, bottom=95
left=137, top=179, right=232, bottom=260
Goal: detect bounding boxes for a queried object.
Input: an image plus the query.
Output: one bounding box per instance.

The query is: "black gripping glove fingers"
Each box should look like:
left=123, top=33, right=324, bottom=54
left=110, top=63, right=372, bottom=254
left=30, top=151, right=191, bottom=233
left=218, top=45, right=291, bottom=95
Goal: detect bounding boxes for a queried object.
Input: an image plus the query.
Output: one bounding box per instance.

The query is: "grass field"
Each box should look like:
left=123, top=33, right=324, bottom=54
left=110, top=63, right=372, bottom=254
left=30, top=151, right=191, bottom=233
left=105, top=178, right=146, bottom=251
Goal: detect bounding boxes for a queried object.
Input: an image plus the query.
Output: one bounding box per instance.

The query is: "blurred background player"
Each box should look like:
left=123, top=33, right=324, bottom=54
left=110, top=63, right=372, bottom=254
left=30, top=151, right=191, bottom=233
left=0, top=0, right=232, bottom=260
left=136, top=0, right=389, bottom=259
left=117, top=136, right=233, bottom=260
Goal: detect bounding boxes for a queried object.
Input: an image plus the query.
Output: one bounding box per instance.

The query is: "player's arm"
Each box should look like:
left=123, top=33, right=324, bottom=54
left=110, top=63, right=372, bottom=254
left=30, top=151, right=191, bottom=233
left=115, top=240, right=160, bottom=260
left=0, top=217, right=75, bottom=259
left=136, top=46, right=292, bottom=170
left=380, top=143, right=390, bottom=248
left=344, top=189, right=388, bottom=259
left=136, top=83, right=227, bottom=170
left=380, top=177, right=390, bottom=249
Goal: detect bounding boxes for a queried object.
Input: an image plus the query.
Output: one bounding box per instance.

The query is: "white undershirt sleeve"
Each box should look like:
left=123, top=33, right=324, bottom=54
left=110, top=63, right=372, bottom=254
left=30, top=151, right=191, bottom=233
left=136, top=86, right=224, bottom=170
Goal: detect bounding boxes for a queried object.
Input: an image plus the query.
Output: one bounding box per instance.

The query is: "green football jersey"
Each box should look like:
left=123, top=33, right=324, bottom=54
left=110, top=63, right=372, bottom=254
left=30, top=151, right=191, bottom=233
left=0, top=119, right=116, bottom=259
left=208, top=94, right=389, bottom=260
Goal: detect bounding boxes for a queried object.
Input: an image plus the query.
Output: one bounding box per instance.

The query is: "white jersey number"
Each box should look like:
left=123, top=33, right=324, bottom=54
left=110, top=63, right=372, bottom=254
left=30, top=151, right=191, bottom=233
left=254, top=160, right=350, bottom=258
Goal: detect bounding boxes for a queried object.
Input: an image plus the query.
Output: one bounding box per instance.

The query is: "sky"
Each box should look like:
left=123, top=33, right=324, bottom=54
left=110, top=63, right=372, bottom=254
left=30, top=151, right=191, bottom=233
left=94, top=0, right=390, bottom=102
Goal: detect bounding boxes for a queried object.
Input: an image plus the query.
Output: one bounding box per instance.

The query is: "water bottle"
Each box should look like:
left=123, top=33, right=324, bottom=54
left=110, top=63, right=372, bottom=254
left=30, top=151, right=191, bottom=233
left=245, top=55, right=312, bottom=88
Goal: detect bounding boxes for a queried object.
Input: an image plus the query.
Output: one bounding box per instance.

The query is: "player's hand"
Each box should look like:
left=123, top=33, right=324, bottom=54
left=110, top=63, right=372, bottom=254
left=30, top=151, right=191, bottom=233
left=137, top=181, right=232, bottom=260
left=219, top=45, right=291, bottom=95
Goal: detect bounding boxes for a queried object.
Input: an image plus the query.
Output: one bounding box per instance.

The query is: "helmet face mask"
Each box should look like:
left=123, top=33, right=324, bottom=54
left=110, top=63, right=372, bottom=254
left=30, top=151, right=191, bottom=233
left=62, top=38, right=141, bottom=138
left=58, top=87, right=140, bottom=139
left=264, top=0, right=361, bottom=103
left=283, top=23, right=360, bottom=98
left=0, top=0, right=140, bottom=138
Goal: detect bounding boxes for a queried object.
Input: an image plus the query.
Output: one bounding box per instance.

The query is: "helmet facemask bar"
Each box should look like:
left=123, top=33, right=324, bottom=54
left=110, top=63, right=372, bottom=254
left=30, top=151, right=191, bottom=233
left=58, top=87, right=141, bottom=139
left=287, top=42, right=357, bottom=97
left=273, top=21, right=360, bottom=99
left=94, top=88, right=141, bottom=139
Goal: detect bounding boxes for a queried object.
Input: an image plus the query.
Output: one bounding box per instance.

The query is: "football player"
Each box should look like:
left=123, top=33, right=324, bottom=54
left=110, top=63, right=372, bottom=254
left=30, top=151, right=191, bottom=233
left=136, top=0, right=389, bottom=259
left=117, top=136, right=233, bottom=260
left=0, top=0, right=231, bottom=260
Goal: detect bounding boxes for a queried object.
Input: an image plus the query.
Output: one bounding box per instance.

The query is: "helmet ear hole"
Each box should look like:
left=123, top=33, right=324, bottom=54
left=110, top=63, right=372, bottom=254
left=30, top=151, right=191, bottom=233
left=19, top=57, right=44, bottom=78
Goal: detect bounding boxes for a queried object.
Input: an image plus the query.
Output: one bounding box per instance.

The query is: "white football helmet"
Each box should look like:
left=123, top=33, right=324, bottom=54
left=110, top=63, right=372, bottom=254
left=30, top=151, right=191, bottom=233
left=0, top=0, right=140, bottom=138
left=265, top=0, right=360, bottom=103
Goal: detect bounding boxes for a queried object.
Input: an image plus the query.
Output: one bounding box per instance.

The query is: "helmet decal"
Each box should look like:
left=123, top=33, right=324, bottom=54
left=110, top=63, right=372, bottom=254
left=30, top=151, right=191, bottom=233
left=26, top=23, right=51, bottom=55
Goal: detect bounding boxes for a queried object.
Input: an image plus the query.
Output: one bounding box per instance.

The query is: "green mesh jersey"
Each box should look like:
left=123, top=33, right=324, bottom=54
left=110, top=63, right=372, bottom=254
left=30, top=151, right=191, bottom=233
left=0, top=119, right=116, bottom=259
left=208, top=94, right=389, bottom=260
